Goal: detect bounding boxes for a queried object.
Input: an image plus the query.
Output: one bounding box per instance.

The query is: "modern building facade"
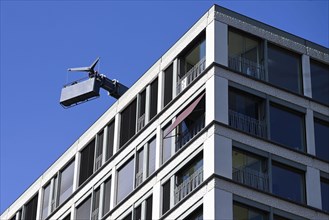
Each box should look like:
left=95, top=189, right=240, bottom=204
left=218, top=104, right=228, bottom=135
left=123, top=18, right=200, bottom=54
left=2, top=5, right=329, bottom=220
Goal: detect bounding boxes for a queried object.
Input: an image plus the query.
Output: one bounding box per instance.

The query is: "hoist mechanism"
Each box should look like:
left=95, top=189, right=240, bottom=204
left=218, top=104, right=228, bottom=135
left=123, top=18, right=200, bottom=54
left=60, top=57, right=128, bottom=108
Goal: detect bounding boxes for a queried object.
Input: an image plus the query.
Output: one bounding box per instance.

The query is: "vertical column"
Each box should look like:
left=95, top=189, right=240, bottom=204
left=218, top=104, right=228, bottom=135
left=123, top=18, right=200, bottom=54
left=306, top=166, right=322, bottom=209
left=113, top=114, right=120, bottom=155
left=305, top=109, right=316, bottom=155
left=302, top=55, right=312, bottom=98
left=173, top=59, right=178, bottom=98
left=203, top=184, right=233, bottom=220
left=36, top=188, right=43, bottom=220
left=155, top=126, right=162, bottom=170
left=206, top=17, right=228, bottom=67
left=98, top=183, right=104, bottom=219
left=152, top=181, right=161, bottom=220
left=102, top=126, right=108, bottom=163
left=73, top=153, right=80, bottom=191
left=145, top=86, right=151, bottom=123
left=70, top=204, right=75, bottom=220
left=109, top=168, right=117, bottom=210
left=204, top=131, right=232, bottom=180
left=158, top=70, right=164, bottom=112
left=205, top=71, right=228, bottom=125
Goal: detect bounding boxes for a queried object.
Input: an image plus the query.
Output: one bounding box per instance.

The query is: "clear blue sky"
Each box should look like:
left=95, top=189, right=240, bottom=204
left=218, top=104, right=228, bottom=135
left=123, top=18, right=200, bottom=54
left=1, top=0, right=328, bottom=214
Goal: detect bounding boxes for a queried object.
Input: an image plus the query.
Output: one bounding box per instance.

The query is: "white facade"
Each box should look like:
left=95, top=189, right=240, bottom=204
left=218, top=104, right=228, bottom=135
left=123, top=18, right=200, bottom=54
left=2, top=5, right=329, bottom=220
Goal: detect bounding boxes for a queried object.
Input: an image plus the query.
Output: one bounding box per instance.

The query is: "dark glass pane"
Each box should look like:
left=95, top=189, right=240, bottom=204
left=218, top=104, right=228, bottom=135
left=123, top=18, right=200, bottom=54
left=162, top=124, right=172, bottom=164
left=122, top=212, right=132, bottom=220
left=117, top=157, right=134, bottom=204
left=149, top=78, right=158, bottom=120
left=23, top=194, right=38, bottom=220
left=92, top=188, right=100, bottom=212
left=272, top=162, right=305, bottom=203
left=145, top=196, right=153, bottom=220
left=233, top=203, right=268, bottom=220
left=273, top=215, right=291, bottom=220
left=120, top=99, right=137, bottom=147
left=134, top=205, right=141, bottom=220
left=148, top=137, right=156, bottom=176
left=59, top=160, right=75, bottom=205
left=183, top=206, right=203, bottom=220
left=310, top=60, right=329, bottom=105
left=9, top=215, right=16, bottom=220
left=321, top=179, right=329, bottom=212
left=76, top=196, right=91, bottom=220
left=176, top=154, right=203, bottom=185
left=136, top=148, right=144, bottom=187
left=103, top=177, right=111, bottom=215
left=96, top=131, right=104, bottom=158
left=270, top=104, right=305, bottom=151
left=268, top=44, right=302, bottom=93
left=79, top=139, right=95, bottom=186
left=106, top=121, right=115, bottom=160
left=314, top=119, right=329, bottom=161
left=41, top=183, right=51, bottom=220
left=63, top=213, right=71, bottom=220
left=139, top=90, right=146, bottom=117
left=164, top=64, right=173, bottom=107
left=162, top=180, right=170, bottom=214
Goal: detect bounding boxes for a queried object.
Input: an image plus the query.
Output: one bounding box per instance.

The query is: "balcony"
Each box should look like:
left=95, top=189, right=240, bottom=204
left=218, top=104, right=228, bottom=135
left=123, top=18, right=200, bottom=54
left=176, top=114, right=205, bottom=150
left=174, top=167, right=203, bottom=204
left=228, top=56, right=265, bottom=81
left=229, top=110, right=267, bottom=138
left=233, top=167, right=269, bottom=192
left=177, top=57, right=206, bottom=94
left=137, top=114, right=145, bottom=132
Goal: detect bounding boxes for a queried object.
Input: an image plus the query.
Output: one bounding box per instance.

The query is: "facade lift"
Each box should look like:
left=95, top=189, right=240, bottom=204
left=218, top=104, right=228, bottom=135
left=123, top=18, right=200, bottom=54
left=60, top=58, right=128, bottom=108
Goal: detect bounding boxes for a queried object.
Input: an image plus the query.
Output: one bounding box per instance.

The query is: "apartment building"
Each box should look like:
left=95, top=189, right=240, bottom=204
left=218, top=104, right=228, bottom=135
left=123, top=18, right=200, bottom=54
left=1, top=4, right=329, bottom=220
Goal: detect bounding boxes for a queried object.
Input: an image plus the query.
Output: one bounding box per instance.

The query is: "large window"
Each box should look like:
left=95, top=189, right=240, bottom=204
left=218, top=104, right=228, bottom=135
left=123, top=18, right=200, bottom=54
left=102, top=177, right=111, bottom=216
left=95, top=131, right=104, bottom=171
left=270, top=103, right=305, bottom=152
left=162, top=180, right=171, bottom=215
left=120, top=99, right=137, bottom=147
left=91, top=188, right=100, bottom=220
left=272, top=162, right=305, bottom=203
left=41, top=183, right=51, bottom=219
left=149, top=78, right=158, bottom=120
left=228, top=28, right=264, bottom=80
left=136, top=148, right=144, bottom=187
left=147, top=137, right=156, bottom=176
left=268, top=44, right=302, bottom=94
left=232, top=149, right=268, bottom=191
left=229, top=88, right=266, bottom=138
left=164, top=64, right=173, bottom=107
left=106, top=121, right=115, bottom=161
left=79, top=140, right=95, bottom=186
left=76, top=196, right=91, bottom=220
left=310, top=60, right=329, bottom=105
left=117, top=157, right=135, bottom=204
left=314, top=118, right=329, bottom=161
left=162, top=123, right=172, bottom=164
left=58, top=160, right=75, bottom=205
left=233, top=202, right=268, bottom=220
left=321, top=178, right=329, bottom=212
left=23, top=194, right=38, bottom=220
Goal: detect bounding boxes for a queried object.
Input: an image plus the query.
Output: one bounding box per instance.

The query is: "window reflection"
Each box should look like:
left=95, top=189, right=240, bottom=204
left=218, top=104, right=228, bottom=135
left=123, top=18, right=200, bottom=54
left=117, top=157, right=134, bottom=204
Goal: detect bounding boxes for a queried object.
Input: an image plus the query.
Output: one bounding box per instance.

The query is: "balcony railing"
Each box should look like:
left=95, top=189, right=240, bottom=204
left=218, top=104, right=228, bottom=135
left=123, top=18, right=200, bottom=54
left=177, top=57, right=206, bottom=94
left=228, top=56, right=265, bottom=81
left=174, top=168, right=203, bottom=204
left=135, top=171, right=143, bottom=187
left=233, top=167, right=269, bottom=192
left=91, top=208, right=99, bottom=220
left=229, top=110, right=267, bottom=138
left=137, top=114, right=145, bottom=132
left=94, top=155, right=102, bottom=171
left=176, top=114, right=205, bottom=150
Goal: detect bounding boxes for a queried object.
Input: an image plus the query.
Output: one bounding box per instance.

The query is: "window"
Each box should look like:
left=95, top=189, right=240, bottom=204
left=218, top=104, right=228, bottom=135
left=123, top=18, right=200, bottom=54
left=91, top=188, right=100, bottom=220
left=120, top=99, right=137, bottom=147
left=23, top=194, right=38, bottom=220
left=102, top=177, right=111, bottom=215
left=175, top=154, right=203, bottom=204
left=321, top=178, right=329, bottom=212
left=134, top=195, right=152, bottom=220
left=95, top=131, right=104, bottom=171
left=117, top=157, right=135, bottom=204
left=314, top=118, right=329, bottom=161
left=232, top=149, right=269, bottom=191
left=76, top=196, right=91, bottom=220
left=147, top=137, right=156, bottom=176
left=270, top=103, right=305, bottom=151
left=122, top=212, right=132, bottom=220
left=272, top=162, right=305, bottom=203
left=136, top=148, right=144, bottom=187
left=183, top=206, right=203, bottom=220
left=58, top=160, right=75, bottom=205
left=162, top=180, right=171, bottom=215
left=63, top=213, right=71, bottom=220
left=137, top=89, right=146, bottom=131
left=164, top=64, right=173, bottom=107
left=134, top=204, right=142, bottom=220
left=79, top=140, right=95, bottom=186
left=268, top=44, right=302, bottom=94
left=106, top=121, right=115, bottom=161
left=228, top=28, right=264, bottom=80
left=233, top=202, right=268, bottom=220
left=149, top=78, right=158, bottom=120
left=310, top=60, right=329, bottom=105
left=51, top=176, right=58, bottom=211
left=41, top=183, right=51, bottom=219
left=162, top=123, right=172, bottom=164
left=145, top=195, right=153, bottom=220
left=229, top=88, right=266, bottom=137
